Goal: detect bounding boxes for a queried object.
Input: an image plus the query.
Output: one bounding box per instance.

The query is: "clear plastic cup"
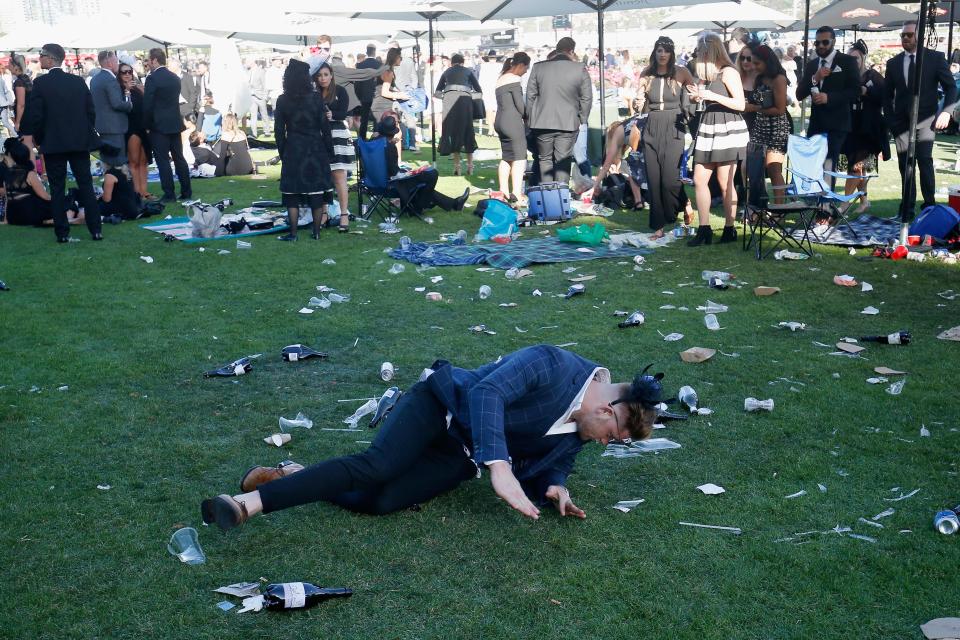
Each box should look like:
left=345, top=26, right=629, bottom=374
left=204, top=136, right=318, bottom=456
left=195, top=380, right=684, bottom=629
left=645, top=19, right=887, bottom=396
left=479, top=285, right=491, bottom=299
left=167, top=527, right=205, bottom=565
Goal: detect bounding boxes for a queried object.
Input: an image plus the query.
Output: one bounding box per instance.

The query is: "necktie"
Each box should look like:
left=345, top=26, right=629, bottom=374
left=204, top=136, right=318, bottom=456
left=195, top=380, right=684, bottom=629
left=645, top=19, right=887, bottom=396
left=908, top=53, right=915, bottom=89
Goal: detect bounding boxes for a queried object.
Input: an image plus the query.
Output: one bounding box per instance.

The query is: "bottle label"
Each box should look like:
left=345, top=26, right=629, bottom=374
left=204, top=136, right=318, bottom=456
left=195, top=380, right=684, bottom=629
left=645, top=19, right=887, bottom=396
left=887, top=333, right=901, bottom=345
left=288, top=352, right=299, bottom=362
left=282, top=582, right=306, bottom=608
left=233, top=364, right=246, bottom=375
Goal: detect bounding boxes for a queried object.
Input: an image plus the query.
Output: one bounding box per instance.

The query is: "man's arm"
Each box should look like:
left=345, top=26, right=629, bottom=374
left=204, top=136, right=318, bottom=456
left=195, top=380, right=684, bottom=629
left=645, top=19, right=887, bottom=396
left=106, top=76, right=132, bottom=113
left=795, top=60, right=812, bottom=102
left=935, top=51, right=958, bottom=125
left=526, top=66, right=540, bottom=110
left=578, top=67, right=593, bottom=126
left=882, top=58, right=899, bottom=129
left=142, top=76, right=156, bottom=130
left=833, top=54, right=861, bottom=106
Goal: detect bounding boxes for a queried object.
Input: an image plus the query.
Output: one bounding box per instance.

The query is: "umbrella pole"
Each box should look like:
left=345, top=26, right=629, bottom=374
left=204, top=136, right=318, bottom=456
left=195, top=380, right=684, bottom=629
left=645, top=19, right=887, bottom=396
left=428, top=17, right=437, bottom=164
left=900, top=0, right=931, bottom=239
left=949, top=1, right=956, bottom=60
left=598, top=3, right=606, bottom=159
left=800, top=0, right=810, bottom=135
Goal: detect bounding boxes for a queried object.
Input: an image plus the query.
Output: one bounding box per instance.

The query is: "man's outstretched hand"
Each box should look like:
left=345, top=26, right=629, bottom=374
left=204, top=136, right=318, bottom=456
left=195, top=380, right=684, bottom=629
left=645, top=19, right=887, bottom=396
left=546, top=485, right=586, bottom=519
left=488, top=461, right=540, bottom=520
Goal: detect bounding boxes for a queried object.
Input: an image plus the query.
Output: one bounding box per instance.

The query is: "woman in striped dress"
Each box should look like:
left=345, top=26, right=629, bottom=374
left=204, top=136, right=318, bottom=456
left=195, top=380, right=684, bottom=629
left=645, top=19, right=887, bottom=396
left=313, top=62, right=355, bottom=233
left=686, top=33, right=748, bottom=246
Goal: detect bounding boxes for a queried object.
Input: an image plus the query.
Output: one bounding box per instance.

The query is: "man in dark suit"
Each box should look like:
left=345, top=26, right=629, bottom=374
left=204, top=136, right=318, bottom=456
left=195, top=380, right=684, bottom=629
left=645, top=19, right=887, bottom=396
left=795, top=26, right=861, bottom=185
left=143, top=47, right=191, bottom=201
left=355, top=43, right=382, bottom=139
left=180, top=62, right=200, bottom=121
left=526, top=37, right=592, bottom=185
left=884, top=21, right=957, bottom=215
left=20, top=43, right=103, bottom=242
left=90, top=50, right=132, bottom=168
left=200, top=344, right=662, bottom=530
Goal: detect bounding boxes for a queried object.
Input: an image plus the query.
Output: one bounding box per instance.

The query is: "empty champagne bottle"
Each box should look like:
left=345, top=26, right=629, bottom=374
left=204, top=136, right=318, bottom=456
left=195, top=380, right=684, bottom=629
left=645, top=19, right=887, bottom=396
left=204, top=355, right=257, bottom=377
left=262, top=582, right=352, bottom=610
left=617, top=311, right=645, bottom=328
left=281, top=344, right=329, bottom=362
left=678, top=385, right=698, bottom=412
left=0, top=280, right=8, bottom=291
left=701, top=270, right=734, bottom=281
left=860, top=331, right=911, bottom=345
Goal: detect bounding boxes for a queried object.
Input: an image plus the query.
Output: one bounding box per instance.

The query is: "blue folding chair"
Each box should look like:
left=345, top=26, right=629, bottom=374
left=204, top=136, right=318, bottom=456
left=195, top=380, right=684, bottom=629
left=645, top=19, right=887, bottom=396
left=354, top=137, right=423, bottom=222
left=781, top=133, right=877, bottom=243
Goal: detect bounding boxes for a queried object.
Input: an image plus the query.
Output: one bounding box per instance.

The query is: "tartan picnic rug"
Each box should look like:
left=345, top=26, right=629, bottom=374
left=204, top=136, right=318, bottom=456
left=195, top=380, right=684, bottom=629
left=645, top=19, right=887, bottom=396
left=140, top=216, right=289, bottom=243
left=388, top=236, right=652, bottom=269
left=790, top=214, right=902, bottom=247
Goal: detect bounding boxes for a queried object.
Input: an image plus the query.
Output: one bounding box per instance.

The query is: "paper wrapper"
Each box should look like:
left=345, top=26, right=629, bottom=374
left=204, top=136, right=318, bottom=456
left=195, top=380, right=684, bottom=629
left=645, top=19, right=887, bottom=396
left=875, top=366, right=906, bottom=375
left=264, top=433, right=291, bottom=447
left=680, top=347, right=716, bottom=363
left=833, top=275, right=857, bottom=287
left=937, top=325, right=960, bottom=341
left=835, top=342, right=865, bottom=354
left=753, top=286, right=781, bottom=296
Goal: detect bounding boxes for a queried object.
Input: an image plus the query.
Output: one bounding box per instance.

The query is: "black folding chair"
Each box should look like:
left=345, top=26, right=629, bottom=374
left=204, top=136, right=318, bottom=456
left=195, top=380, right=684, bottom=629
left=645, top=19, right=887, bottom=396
left=354, top=137, right=424, bottom=222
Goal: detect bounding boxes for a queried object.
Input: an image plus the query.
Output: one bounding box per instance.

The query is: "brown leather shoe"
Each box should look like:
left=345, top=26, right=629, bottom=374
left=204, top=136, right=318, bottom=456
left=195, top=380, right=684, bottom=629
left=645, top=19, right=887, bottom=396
left=200, top=494, right=249, bottom=531
left=239, top=460, right=297, bottom=493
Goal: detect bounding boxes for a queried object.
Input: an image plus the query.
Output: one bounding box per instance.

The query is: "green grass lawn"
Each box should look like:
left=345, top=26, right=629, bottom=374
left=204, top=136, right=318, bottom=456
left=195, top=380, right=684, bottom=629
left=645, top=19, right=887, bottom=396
left=1, top=133, right=958, bottom=639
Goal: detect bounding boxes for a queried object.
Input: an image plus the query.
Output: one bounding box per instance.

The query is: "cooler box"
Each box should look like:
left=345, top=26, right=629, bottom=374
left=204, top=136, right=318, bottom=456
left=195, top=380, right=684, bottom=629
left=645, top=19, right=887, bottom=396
left=526, top=182, right=572, bottom=222
left=949, top=186, right=960, bottom=212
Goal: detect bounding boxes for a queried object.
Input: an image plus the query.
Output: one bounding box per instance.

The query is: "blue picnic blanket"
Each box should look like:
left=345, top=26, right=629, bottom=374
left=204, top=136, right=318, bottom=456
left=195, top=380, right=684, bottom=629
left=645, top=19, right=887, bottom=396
left=388, top=237, right=650, bottom=269
left=140, top=216, right=288, bottom=243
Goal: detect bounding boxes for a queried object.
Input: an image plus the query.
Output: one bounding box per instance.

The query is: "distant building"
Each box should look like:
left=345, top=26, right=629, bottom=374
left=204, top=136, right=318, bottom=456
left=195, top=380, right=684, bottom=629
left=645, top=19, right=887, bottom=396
left=23, top=0, right=101, bottom=26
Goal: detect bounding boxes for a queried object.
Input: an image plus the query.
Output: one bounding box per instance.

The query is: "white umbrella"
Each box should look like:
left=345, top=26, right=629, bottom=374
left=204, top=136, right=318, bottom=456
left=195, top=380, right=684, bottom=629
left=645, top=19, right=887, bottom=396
left=44, top=14, right=216, bottom=51
left=659, top=1, right=795, bottom=35
left=0, top=22, right=63, bottom=51
left=448, top=0, right=727, bottom=20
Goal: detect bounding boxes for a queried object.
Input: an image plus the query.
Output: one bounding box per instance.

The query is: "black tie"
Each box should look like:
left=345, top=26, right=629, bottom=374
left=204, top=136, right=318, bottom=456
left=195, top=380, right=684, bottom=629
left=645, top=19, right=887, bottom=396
left=908, top=53, right=915, bottom=89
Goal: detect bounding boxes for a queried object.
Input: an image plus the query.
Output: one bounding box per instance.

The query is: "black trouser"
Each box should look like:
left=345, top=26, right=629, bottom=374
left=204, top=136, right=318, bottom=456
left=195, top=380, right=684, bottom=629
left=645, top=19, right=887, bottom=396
left=822, top=130, right=847, bottom=191
left=393, top=169, right=459, bottom=214
left=258, top=383, right=476, bottom=515
left=150, top=131, right=191, bottom=199
left=533, top=129, right=577, bottom=184
left=357, top=103, right=374, bottom=140
left=45, top=151, right=101, bottom=239
left=896, top=128, right=936, bottom=215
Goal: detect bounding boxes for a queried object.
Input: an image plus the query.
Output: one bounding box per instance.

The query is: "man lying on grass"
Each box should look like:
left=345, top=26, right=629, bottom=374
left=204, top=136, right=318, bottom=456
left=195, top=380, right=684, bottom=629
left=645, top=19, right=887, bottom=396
left=201, top=344, right=661, bottom=530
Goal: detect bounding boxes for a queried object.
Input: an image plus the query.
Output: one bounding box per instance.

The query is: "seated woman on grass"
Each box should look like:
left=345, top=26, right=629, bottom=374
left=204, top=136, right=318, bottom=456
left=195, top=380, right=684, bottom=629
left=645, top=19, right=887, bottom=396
left=1, top=137, right=82, bottom=226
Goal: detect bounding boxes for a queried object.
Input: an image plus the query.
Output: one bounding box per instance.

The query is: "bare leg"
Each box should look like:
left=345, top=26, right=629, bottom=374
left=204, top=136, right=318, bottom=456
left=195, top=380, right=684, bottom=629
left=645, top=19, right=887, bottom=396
left=311, top=205, right=326, bottom=238
left=466, top=152, right=474, bottom=175
left=693, top=163, right=715, bottom=226
left=452, top=151, right=461, bottom=175
left=715, top=162, right=737, bottom=226
left=510, top=159, right=526, bottom=200
left=333, top=169, right=349, bottom=220
left=497, top=160, right=511, bottom=194
left=766, top=151, right=786, bottom=205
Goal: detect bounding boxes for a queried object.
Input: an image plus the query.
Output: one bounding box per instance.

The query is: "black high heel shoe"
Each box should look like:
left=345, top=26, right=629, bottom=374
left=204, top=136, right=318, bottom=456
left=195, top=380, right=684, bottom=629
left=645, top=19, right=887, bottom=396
left=687, top=225, right=713, bottom=247
left=718, top=226, right=737, bottom=243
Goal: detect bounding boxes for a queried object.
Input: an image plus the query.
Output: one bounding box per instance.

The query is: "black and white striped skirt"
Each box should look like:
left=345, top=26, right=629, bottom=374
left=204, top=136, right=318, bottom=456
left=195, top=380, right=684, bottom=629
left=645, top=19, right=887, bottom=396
left=694, top=110, right=749, bottom=164
left=329, top=120, right=356, bottom=172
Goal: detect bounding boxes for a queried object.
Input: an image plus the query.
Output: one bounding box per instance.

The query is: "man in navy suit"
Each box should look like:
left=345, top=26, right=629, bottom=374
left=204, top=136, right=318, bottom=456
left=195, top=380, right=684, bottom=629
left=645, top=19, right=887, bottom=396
left=90, top=50, right=132, bottom=167
left=20, top=43, right=103, bottom=242
left=884, top=21, right=957, bottom=215
left=143, top=47, right=191, bottom=201
left=201, top=345, right=661, bottom=530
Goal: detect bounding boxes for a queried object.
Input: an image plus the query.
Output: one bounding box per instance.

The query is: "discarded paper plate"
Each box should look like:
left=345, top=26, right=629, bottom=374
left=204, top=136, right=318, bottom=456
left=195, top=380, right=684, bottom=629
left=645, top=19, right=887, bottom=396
left=662, top=332, right=684, bottom=342
left=264, top=433, right=291, bottom=447
left=568, top=275, right=596, bottom=283
left=861, top=306, right=880, bottom=315
left=937, top=325, right=960, bottom=341
left=835, top=342, right=865, bottom=354
left=754, top=286, right=780, bottom=296
left=680, top=347, right=716, bottom=363
left=697, top=483, right=726, bottom=495
left=920, top=617, right=960, bottom=640
left=875, top=366, right=906, bottom=375
left=833, top=274, right=858, bottom=287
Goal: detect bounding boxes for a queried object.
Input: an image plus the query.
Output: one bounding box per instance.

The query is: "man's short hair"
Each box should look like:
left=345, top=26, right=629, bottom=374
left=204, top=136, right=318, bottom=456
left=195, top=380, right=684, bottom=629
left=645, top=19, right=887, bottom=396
left=317, top=34, right=332, bottom=46
left=556, top=37, right=576, bottom=53
left=815, top=26, right=835, bottom=37
left=97, top=50, right=115, bottom=67
left=730, top=27, right=750, bottom=45
left=39, top=43, right=65, bottom=63
left=148, top=48, right=166, bottom=65
left=366, top=43, right=377, bottom=56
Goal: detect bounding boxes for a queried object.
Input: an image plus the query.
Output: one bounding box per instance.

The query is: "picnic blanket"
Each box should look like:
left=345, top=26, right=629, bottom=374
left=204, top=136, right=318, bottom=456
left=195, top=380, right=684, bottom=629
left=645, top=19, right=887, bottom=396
left=791, top=214, right=901, bottom=247
left=141, top=214, right=288, bottom=243
left=388, top=236, right=652, bottom=269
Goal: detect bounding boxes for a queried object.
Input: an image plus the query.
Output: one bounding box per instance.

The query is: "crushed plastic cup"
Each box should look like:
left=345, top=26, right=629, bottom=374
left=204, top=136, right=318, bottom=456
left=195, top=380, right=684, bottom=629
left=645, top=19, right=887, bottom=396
left=678, top=385, right=698, bottom=412
left=744, top=397, right=774, bottom=412
left=344, top=399, right=378, bottom=427
left=505, top=267, right=520, bottom=280
left=774, top=249, right=808, bottom=260
left=399, top=236, right=412, bottom=250
left=704, top=314, right=720, bottom=331
left=479, top=285, right=492, bottom=299
left=388, top=263, right=406, bottom=275
left=308, top=296, right=332, bottom=309
left=279, top=412, right=313, bottom=431
left=167, top=527, right=205, bottom=565
left=328, top=293, right=350, bottom=303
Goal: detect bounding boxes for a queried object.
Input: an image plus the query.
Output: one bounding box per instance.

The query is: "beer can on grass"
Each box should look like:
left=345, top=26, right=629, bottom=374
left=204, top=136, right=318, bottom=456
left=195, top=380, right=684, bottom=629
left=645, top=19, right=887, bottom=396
left=934, top=509, right=959, bottom=535
left=380, top=362, right=395, bottom=382
left=673, top=226, right=685, bottom=238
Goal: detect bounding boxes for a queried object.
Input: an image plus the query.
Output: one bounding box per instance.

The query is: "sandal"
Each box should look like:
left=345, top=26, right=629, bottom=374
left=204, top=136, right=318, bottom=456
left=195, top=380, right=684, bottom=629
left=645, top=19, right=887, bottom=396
left=453, top=162, right=462, bottom=176
left=200, top=494, right=249, bottom=531
left=338, top=225, right=350, bottom=233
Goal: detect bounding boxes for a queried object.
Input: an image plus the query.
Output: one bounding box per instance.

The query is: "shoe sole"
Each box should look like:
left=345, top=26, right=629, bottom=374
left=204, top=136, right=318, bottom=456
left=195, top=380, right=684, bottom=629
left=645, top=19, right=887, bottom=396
left=211, top=494, right=242, bottom=531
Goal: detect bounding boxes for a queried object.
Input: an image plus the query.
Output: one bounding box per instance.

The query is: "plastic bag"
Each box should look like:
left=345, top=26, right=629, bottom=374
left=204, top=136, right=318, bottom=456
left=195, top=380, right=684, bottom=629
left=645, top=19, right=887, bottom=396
left=476, top=199, right=518, bottom=241
left=189, top=204, right=223, bottom=238
left=556, top=223, right=608, bottom=246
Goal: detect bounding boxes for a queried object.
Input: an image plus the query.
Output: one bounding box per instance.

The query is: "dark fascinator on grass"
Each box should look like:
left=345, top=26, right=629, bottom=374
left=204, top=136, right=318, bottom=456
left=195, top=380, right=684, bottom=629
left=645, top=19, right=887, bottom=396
left=610, top=364, right=668, bottom=409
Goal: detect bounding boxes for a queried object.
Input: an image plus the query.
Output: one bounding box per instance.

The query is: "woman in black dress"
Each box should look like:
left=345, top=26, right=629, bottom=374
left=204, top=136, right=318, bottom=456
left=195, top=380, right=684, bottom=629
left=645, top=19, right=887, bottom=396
left=99, top=162, right=140, bottom=221
left=435, top=53, right=481, bottom=175
left=841, top=40, right=889, bottom=214
left=638, top=36, right=695, bottom=238
left=218, top=113, right=254, bottom=176
left=313, top=61, right=355, bottom=232
left=371, top=48, right=409, bottom=165
left=118, top=59, right=151, bottom=200
left=2, top=138, right=52, bottom=226
left=273, top=59, right=334, bottom=241
left=742, top=43, right=791, bottom=204
left=7, top=54, right=31, bottom=133
left=494, top=52, right=530, bottom=205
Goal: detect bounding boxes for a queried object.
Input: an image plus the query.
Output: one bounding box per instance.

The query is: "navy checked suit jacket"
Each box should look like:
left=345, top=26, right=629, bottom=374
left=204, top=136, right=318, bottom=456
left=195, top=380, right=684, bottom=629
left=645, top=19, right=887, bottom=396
left=425, top=344, right=598, bottom=499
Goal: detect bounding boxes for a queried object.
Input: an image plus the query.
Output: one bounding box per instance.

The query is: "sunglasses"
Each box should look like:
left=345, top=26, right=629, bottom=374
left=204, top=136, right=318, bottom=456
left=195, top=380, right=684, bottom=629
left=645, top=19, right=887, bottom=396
left=119, top=69, right=133, bottom=75
left=900, top=32, right=915, bottom=38
left=741, top=55, right=753, bottom=62
left=815, top=39, right=833, bottom=46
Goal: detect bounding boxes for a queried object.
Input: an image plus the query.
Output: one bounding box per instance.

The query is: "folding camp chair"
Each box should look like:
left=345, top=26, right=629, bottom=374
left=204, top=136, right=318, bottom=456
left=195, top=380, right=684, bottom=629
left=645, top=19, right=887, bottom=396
left=354, top=137, right=424, bottom=222
left=782, top=134, right=877, bottom=243
left=740, top=141, right=817, bottom=259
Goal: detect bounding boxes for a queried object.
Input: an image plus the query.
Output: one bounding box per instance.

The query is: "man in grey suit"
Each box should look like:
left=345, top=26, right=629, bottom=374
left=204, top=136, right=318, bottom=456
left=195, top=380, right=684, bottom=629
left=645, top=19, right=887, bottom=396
left=526, top=37, right=592, bottom=184
left=90, top=50, right=132, bottom=167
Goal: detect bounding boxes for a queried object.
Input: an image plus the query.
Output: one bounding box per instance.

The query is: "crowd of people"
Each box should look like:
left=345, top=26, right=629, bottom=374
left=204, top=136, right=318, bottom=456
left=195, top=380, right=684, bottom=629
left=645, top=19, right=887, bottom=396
left=0, top=22, right=956, bottom=244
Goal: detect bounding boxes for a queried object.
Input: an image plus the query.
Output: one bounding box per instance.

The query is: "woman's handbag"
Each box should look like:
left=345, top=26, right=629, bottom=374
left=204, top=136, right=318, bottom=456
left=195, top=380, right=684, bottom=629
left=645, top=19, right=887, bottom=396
left=471, top=92, right=486, bottom=121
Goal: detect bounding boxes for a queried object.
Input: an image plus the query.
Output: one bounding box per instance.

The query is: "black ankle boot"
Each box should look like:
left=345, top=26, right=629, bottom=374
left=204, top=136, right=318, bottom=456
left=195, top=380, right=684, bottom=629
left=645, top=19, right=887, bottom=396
left=687, top=225, right=713, bottom=246
left=719, top=225, right=737, bottom=243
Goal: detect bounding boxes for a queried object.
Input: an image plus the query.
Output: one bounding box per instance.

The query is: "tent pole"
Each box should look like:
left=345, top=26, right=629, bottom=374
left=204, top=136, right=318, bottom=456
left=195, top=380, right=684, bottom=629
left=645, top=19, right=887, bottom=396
left=900, top=0, right=931, bottom=237
left=800, top=0, right=810, bottom=134
left=428, top=17, right=437, bottom=163
left=598, top=2, right=606, bottom=159
left=949, top=0, right=956, bottom=60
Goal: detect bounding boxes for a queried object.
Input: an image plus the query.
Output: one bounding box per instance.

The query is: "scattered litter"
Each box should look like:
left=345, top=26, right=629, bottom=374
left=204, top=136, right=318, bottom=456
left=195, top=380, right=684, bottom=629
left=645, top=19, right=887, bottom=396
left=697, top=483, right=726, bottom=495
left=308, top=296, right=331, bottom=308
left=279, top=412, right=313, bottom=431
left=414, top=286, right=425, bottom=292
left=479, top=285, right=491, bottom=299
left=696, top=407, right=713, bottom=416
left=875, top=366, right=906, bottom=375
left=937, top=289, right=958, bottom=300
left=661, top=290, right=674, bottom=295
left=920, top=425, right=931, bottom=437
left=847, top=533, right=877, bottom=543
left=861, top=282, right=873, bottom=292
left=217, top=601, right=236, bottom=612
left=659, top=304, right=677, bottom=310
left=920, top=618, right=960, bottom=640
left=237, top=240, right=252, bottom=249
left=744, top=397, right=774, bottom=412
left=322, top=258, right=336, bottom=265
left=774, top=250, right=808, bottom=260
left=58, top=385, right=69, bottom=391
left=835, top=342, right=865, bottom=354
left=468, top=324, right=497, bottom=335
left=565, top=283, right=585, bottom=299
left=633, top=255, right=646, bottom=266
left=504, top=267, right=534, bottom=279
left=96, top=484, right=111, bottom=491
left=388, top=263, right=406, bottom=274
left=575, top=247, right=595, bottom=253
left=660, top=332, right=684, bottom=342
left=139, top=256, right=154, bottom=264
left=936, top=325, right=960, bottom=341
left=785, top=490, right=807, bottom=499
left=264, top=433, right=291, bottom=447
left=562, top=267, right=577, bottom=274
left=215, top=582, right=262, bottom=598
left=316, top=285, right=334, bottom=292
left=425, top=292, right=443, bottom=301
left=696, top=301, right=728, bottom=313
left=833, top=274, right=857, bottom=287
left=236, top=595, right=265, bottom=614
left=218, top=249, right=231, bottom=255
left=499, top=303, right=517, bottom=308
left=568, top=275, right=596, bottom=283
left=430, top=275, right=443, bottom=284
left=678, top=522, right=742, bottom=535
left=861, top=306, right=880, bottom=315
left=602, top=438, right=682, bottom=457
left=754, top=286, right=780, bottom=296
left=328, top=293, right=350, bottom=304
left=532, top=289, right=542, bottom=296
left=344, top=399, right=377, bottom=427
left=167, top=527, right=205, bottom=565
left=680, top=347, right=715, bottom=363
left=555, top=342, right=578, bottom=348
left=858, top=517, right=884, bottom=529
left=866, top=377, right=888, bottom=384
left=678, top=386, right=698, bottom=412
left=886, top=379, right=906, bottom=395
left=515, top=326, right=528, bottom=333
left=778, top=322, right=807, bottom=331
left=884, top=489, right=920, bottom=502
left=613, top=499, right=645, bottom=512
left=298, top=307, right=315, bottom=314
left=872, top=508, right=895, bottom=520
left=817, top=483, right=827, bottom=493
left=704, top=314, right=721, bottom=331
